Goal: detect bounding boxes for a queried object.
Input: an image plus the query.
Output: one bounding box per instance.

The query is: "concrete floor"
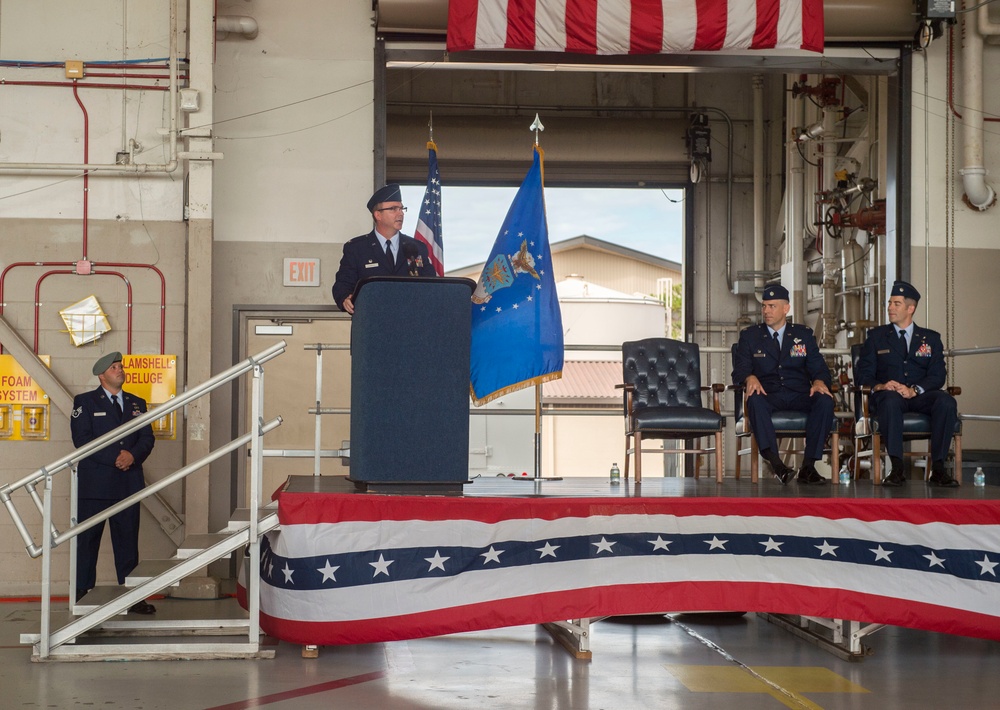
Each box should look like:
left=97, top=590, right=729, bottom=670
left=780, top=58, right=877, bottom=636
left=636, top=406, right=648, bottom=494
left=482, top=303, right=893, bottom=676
left=3, top=598, right=1000, bottom=709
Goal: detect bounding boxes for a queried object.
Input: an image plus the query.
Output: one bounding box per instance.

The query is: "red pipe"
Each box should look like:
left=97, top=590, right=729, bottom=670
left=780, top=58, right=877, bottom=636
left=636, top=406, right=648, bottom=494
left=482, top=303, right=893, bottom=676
left=0, top=80, right=169, bottom=91
left=102, top=262, right=168, bottom=353
left=72, top=83, right=89, bottom=260
left=34, top=270, right=133, bottom=354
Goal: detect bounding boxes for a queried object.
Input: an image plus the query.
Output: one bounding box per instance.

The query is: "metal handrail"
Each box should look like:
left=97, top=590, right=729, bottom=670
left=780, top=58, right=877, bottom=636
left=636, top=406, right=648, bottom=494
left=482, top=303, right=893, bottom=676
left=44, top=417, right=282, bottom=556
left=1, top=339, right=286, bottom=497
left=1, top=340, right=286, bottom=559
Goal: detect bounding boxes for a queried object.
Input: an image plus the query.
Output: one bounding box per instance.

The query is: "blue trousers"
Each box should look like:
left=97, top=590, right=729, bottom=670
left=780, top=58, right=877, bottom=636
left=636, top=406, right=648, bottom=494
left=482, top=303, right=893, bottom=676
left=870, top=389, right=958, bottom=461
left=745, top=389, right=834, bottom=461
left=76, top=497, right=140, bottom=591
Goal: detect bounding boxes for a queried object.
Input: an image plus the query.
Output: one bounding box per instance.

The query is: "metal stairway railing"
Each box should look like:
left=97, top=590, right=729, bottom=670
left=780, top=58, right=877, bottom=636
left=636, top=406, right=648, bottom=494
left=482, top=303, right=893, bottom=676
left=0, top=341, right=286, bottom=660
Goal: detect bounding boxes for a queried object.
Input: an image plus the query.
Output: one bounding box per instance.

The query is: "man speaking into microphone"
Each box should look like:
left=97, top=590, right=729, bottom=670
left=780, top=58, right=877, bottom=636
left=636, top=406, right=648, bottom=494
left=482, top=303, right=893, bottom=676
left=332, top=184, right=437, bottom=314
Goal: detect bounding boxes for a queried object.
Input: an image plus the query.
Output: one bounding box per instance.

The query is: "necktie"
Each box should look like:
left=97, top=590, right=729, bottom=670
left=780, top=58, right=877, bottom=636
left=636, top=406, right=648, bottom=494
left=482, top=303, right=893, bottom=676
left=773, top=331, right=781, bottom=350
left=898, top=329, right=908, bottom=353
left=113, top=396, right=123, bottom=421
left=384, top=240, right=394, bottom=269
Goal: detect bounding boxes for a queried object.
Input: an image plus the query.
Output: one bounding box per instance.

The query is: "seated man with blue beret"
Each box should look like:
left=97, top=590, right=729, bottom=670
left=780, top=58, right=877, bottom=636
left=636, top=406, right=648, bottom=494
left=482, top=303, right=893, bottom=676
left=855, top=280, right=959, bottom=487
left=332, top=183, right=437, bottom=314
left=732, top=284, right=834, bottom=485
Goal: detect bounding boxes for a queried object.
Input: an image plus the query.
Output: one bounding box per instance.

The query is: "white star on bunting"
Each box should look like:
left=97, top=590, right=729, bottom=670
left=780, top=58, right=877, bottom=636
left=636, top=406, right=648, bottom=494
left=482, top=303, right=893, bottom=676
left=706, top=536, right=728, bottom=550
left=425, top=551, right=450, bottom=571
left=760, top=537, right=784, bottom=553
left=317, top=560, right=339, bottom=583
left=370, top=553, right=394, bottom=577
left=648, top=536, right=672, bottom=551
left=536, top=542, right=560, bottom=558
left=481, top=546, right=504, bottom=564
left=593, top=537, right=616, bottom=554
left=815, top=541, right=839, bottom=557
left=282, top=563, right=294, bottom=584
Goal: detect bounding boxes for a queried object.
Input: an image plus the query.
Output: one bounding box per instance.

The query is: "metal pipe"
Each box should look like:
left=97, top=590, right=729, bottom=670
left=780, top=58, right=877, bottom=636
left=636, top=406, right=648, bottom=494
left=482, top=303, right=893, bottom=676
left=752, top=75, right=765, bottom=298
left=0, top=0, right=180, bottom=174
left=960, top=2, right=997, bottom=210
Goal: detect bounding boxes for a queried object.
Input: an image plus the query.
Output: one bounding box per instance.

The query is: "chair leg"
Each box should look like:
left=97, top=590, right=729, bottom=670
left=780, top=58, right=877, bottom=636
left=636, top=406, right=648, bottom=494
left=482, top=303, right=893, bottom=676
left=750, top=435, right=759, bottom=484
left=955, top=435, right=963, bottom=484
left=634, top=432, right=642, bottom=483
left=735, top=439, right=742, bottom=480
left=715, top=432, right=724, bottom=483
left=831, top=432, right=840, bottom=485
left=873, top=434, right=882, bottom=484
left=624, top=434, right=631, bottom=481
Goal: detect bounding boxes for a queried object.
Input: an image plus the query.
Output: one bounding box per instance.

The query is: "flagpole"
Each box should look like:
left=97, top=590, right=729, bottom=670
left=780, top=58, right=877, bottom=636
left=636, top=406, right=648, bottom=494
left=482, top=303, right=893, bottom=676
left=518, top=115, right=561, bottom=483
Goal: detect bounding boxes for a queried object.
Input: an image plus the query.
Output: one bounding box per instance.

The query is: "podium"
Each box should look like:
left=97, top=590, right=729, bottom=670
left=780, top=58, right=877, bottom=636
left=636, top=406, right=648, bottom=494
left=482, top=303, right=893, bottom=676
left=348, top=276, right=475, bottom=493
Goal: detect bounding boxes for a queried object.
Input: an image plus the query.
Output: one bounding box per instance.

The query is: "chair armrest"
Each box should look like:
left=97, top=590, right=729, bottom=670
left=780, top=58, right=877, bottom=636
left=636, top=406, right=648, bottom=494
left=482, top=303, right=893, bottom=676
left=948, top=386, right=961, bottom=396
left=614, top=384, right=633, bottom=391
left=711, top=383, right=726, bottom=393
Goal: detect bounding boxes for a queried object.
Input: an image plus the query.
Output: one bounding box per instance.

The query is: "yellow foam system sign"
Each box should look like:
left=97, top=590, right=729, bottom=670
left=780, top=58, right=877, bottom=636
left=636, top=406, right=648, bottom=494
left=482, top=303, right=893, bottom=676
left=0, top=354, right=178, bottom=441
left=0, top=354, right=52, bottom=440
left=123, top=354, right=178, bottom=440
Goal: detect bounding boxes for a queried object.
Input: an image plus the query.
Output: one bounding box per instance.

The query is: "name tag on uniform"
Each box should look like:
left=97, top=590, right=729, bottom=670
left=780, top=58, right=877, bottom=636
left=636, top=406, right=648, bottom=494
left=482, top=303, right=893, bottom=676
left=877, top=349, right=891, bottom=355
left=365, top=262, right=379, bottom=269
left=753, top=353, right=767, bottom=358
left=94, top=411, right=106, bottom=417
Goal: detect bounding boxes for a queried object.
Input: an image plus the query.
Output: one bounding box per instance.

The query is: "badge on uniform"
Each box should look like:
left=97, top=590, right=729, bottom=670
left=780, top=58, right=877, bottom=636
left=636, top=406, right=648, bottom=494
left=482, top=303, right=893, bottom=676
left=790, top=343, right=807, bottom=357
left=916, top=342, right=932, bottom=357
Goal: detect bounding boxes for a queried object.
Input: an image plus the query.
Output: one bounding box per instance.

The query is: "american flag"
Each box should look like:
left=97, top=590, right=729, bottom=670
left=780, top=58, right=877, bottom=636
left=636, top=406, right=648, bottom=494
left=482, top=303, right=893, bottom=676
left=242, top=492, right=1000, bottom=646
left=447, top=0, right=824, bottom=55
left=414, top=141, right=444, bottom=276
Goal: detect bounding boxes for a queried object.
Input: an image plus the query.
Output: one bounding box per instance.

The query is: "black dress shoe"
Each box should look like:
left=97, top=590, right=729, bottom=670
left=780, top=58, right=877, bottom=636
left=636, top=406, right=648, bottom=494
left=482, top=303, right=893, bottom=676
left=929, top=472, right=960, bottom=488
left=75, top=589, right=89, bottom=603
left=882, top=470, right=906, bottom=487
left=770, top=461, right=794, bottom=485
left=128, top=600, right=157, bottom=615
left=797, top=464, right=828, bottom=485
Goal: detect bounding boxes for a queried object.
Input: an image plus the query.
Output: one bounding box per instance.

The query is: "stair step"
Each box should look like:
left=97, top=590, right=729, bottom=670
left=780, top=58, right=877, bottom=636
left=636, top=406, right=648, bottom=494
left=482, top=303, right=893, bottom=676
left=176, top=533, right=234, bottom=559
left=222, top=504, right=278, bottom=532
left=124, top=559, right=185, bottom=587
left=73, top=585, right=131, bottom=615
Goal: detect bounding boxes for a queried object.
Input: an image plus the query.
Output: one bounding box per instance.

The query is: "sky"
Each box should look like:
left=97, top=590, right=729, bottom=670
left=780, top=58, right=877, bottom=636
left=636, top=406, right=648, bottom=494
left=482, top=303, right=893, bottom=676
left=399, top=184, right=685, bottom=272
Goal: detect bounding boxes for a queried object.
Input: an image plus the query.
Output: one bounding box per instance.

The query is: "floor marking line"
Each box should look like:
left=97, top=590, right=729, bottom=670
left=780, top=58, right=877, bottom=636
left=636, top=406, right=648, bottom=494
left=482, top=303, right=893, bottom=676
left=201, top=669, right=388, bottom=710
left=665, top=614, right=816, bottom=709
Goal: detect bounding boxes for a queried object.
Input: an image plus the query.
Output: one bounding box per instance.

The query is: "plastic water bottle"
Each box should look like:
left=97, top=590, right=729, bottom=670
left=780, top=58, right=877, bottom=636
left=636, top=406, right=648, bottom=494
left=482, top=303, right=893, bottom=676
left=610, top=463, right=621, bottom=485
left=839, top=464, right=851, bottom=486
left=974, top=467, right=986, bottom=487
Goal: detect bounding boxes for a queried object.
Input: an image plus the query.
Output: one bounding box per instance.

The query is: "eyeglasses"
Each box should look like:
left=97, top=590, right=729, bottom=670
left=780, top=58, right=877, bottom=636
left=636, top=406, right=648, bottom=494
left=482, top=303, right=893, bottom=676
left=376, top=206, right=407, bottom=213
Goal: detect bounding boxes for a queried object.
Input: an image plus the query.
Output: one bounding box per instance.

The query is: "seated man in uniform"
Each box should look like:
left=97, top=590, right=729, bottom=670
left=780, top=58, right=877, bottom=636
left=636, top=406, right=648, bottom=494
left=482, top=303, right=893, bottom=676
left=732, top=284, right=834, bottom=485
left=855, top=280, right=959, bottom=487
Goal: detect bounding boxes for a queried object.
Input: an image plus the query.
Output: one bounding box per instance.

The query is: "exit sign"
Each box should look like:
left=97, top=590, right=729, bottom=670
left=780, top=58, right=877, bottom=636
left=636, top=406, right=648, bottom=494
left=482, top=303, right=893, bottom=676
left=283, top=257, right=320, bottom=287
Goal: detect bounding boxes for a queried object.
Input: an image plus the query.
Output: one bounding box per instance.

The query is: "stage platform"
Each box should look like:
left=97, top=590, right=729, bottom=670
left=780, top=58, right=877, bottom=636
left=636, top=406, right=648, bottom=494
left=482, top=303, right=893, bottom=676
left=243, top=475, right=1000, bottom=650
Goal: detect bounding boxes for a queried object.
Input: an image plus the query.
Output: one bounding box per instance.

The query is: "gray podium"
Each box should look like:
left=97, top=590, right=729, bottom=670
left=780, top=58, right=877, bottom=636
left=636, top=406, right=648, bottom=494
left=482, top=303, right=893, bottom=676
left=348, top=276, right=475, bottom=493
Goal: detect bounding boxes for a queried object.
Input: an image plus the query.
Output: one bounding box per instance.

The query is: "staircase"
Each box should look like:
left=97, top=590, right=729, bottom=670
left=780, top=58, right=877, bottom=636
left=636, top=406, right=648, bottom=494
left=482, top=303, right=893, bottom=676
left=1, top=342, right=287, bottom=661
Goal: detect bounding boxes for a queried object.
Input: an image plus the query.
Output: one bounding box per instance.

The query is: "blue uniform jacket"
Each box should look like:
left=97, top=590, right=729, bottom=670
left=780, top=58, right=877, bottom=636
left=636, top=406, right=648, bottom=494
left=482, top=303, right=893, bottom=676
left=732, top=323, right=831, bottom=393
left=71, top=387, right=155, bottom=501
left=332, top=231, right=436, bottom=310
left=855, top=324, right=947, bottom=392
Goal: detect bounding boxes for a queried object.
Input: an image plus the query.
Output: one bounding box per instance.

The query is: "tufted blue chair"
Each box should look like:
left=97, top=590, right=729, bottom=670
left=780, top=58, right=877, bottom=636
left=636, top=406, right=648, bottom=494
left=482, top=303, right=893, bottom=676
left=619, top=338, right=724, bottom=482
left=730, top=344, right=840, bottom=484
left=850, top=344, right=962, bottom=484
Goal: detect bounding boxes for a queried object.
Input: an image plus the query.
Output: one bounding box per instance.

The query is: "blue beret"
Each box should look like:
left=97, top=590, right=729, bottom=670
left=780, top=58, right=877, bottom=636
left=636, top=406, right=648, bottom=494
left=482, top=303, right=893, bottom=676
left=891, top=280, right=920, bottom=302
left=367, top=184, right=402, bottom=212
left=92, top=351, right=122, bottom=376
left=762, top=284, right=789, bottom=302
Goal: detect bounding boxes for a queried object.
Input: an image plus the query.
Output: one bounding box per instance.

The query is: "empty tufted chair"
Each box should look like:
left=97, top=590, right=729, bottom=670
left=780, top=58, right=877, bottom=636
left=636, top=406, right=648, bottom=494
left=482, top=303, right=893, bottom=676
left=850, top=344, right=962, bottom=483
left=619, top=338, right=725, bottom=483
left=730, top=344, right=840, bottom=484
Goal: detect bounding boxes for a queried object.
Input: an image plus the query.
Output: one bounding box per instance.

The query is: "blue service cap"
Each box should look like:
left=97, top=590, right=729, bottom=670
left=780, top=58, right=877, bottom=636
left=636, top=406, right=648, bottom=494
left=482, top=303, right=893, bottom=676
left=762, top=284, right=789, bottom=301
left=891, top=280, right=920, bottom=302
left=366, top=184, right=402, bottom=212
left=92, top=351, right=122, bottom=376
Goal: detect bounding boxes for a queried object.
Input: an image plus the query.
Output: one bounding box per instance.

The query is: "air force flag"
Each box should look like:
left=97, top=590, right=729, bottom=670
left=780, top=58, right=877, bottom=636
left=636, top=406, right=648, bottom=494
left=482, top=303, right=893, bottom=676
left=470, top=147, right=563, bottom=406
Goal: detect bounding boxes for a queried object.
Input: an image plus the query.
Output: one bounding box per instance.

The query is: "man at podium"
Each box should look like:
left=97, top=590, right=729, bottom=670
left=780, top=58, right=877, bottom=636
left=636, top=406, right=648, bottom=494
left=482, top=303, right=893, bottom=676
left=332, top=184, right=437, bottom=314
